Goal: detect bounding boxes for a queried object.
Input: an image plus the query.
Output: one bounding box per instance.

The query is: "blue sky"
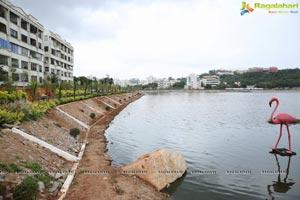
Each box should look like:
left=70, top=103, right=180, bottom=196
left=10, top=0, right=300, bottom=79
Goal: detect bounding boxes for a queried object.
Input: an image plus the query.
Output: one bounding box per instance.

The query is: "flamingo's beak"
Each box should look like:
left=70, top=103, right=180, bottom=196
left=269, top=101, right=272, bottom=107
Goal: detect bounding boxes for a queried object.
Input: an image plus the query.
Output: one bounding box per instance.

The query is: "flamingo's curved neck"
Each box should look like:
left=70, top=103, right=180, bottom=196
left=270, top=100, right=279, bottom=122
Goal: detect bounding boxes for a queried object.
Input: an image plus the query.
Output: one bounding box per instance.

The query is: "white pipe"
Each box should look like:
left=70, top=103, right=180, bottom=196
left=11, top=128, right=79, bottom=162
left=104, top=96, right=121, bottom=105
left=56, top=107, right=89, bottom=129
left=98, top=100, right=115, bottom=109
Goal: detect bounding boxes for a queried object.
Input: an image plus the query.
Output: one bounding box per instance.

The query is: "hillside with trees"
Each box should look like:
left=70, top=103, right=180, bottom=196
left=220, top=68, right=300, bottom=89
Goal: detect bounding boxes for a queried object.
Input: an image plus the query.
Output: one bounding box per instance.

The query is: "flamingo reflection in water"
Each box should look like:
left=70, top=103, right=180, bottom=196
left=267, top=154, right=295, bottom=200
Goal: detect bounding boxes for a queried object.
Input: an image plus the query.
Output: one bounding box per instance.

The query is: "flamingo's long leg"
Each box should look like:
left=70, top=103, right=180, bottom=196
left=273, top=124, right=283, bottom=150
left=286, top=124, right=292, bottom=154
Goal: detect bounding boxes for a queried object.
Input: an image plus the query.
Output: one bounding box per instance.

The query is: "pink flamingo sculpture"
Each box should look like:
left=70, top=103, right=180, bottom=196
left=269, top=97, right=298, bottom=154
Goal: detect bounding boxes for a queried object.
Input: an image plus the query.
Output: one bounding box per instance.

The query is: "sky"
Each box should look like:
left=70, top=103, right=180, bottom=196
left=9, top=0, right=300, bottom=79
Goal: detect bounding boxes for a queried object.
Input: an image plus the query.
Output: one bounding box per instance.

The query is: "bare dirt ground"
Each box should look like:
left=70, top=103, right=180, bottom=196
left=65, top=94, right=169, bottom=200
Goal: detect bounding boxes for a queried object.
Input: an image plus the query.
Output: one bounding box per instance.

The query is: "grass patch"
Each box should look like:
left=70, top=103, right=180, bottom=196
left=22, top=162, right=42, bottom=172
left=0, top=131, right=4, bottom=137
left=0, top=162, right=12, bottom=172
left=9, top=163, right=21, bottom=172
left=43, top=124, right=49, bottom=129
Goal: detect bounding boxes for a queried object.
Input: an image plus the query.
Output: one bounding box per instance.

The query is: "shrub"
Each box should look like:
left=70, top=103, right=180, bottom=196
left=90, top=113, right=96, bottom=119
left=105, top=106, right=110, bottom=111
left=35, top=174, right=54, bottom=188
left=70, top=128, right=80, bottom=138
left=13, top=176, right=39, bottom=200
left=0, top=109, right=24, bottom=126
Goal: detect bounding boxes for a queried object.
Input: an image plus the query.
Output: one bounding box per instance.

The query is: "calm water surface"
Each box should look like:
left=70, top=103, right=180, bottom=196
left=106, top=92, right=300, bottom=200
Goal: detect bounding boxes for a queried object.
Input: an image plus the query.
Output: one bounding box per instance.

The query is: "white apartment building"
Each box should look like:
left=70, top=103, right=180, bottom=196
left=185, top=73, right=203, bottom=89
left=0, top=0, right=74, bottom=86
left=43, top=30, right=74, bottom=83
left=0, top=0, right=44, bottom=86
left=202, top=75, right=220, bottom=87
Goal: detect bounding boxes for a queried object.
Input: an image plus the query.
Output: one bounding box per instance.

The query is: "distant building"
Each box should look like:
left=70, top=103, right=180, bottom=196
left=216, top=70, right=234, bottom=76
left=248, top=67, right=264, bottom=73
left=43, top=30, right=74, bottom=83
left=202, top=75, right=220, bottom=87
left=269, top=67, right=278, bottom=73
left=185, top=73, right=203, bottom=89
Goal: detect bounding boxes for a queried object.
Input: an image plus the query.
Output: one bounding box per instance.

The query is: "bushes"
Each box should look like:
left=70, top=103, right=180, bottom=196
left=105, top=106, right=110, bottom=111
left=0, top=109, right=24, bottom=125
left=70, top=128, right=80, bottom=138
left=13, top=176, right=39, bottom=200
left=0, top=91, right=28, bottom=104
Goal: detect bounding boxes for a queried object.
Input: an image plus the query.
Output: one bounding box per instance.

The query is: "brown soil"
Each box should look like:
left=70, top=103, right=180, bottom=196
left=65, top=94, right=169, bottom=200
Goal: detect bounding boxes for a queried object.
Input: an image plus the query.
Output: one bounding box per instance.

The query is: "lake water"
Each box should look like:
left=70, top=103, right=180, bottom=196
left=106, top=91, right=300, bottom=200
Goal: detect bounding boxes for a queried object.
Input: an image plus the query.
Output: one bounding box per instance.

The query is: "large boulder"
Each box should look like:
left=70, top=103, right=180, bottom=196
left=122, top=149, right=186, bottom=190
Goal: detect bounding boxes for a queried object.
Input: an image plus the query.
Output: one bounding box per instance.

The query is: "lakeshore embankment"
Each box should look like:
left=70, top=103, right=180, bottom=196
left=64, top=92, right=169, bottom=200
left=0, top=92, right=169, bottom=200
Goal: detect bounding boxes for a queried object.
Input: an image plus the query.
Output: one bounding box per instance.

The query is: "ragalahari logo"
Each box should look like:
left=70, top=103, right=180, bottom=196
left=240, top=2, right=254, bottom=16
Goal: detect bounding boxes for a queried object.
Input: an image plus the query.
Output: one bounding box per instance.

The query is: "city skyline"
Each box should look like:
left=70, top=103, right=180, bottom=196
left=10, top=0, right=300, bottom=79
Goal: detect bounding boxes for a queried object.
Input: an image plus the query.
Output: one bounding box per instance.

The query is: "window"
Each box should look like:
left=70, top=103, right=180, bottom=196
left=39, top=65, right=42, bottom=72
left=51, top=58, right=54, bottom=65
left=12, top=73, right=19, bottom=81
left=51, top=49, right=55, bottom=56
left=44, top=46, right=48, bottom=52
left=31, top=63, right=37, bottom=71
left=39, top=77, right=42, bottom=84
left=37, top=30, right=42, bottom=39
left=21, top=47, right=28, bottom=56
left=38, top=42, right=42, bottom=49
left=31, top=75, right=37, bottom=82
left=0, top=22, right=6, bottom=34
left=0, top=5, right=7, bottom=19
left=10, top=43, right=18, bottom=54
left=44, top=57, right=49, bottom=64
left=10, top=28, right=18, bottom=39
left=30, top=24, right=37, bottom=34
left=30, top=38, right=36, bottom=46
left=45, top=67, right=49, bottom=72
left=0, top=55, right=8, bottom=65
left=11, top=58, right=18, bottom=68
left=21, top=61, right=28, bottom=69
left=21, top=73, right=28, bottom=82
left=0, top=38, right=9, bottom=50
left=21, top=19, right=28, bottom=30
left=51, top=69, right=54, bottom=74
left=9, top=12, right=18, bottom=25
left=21, top=34, right=28, bottom=43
